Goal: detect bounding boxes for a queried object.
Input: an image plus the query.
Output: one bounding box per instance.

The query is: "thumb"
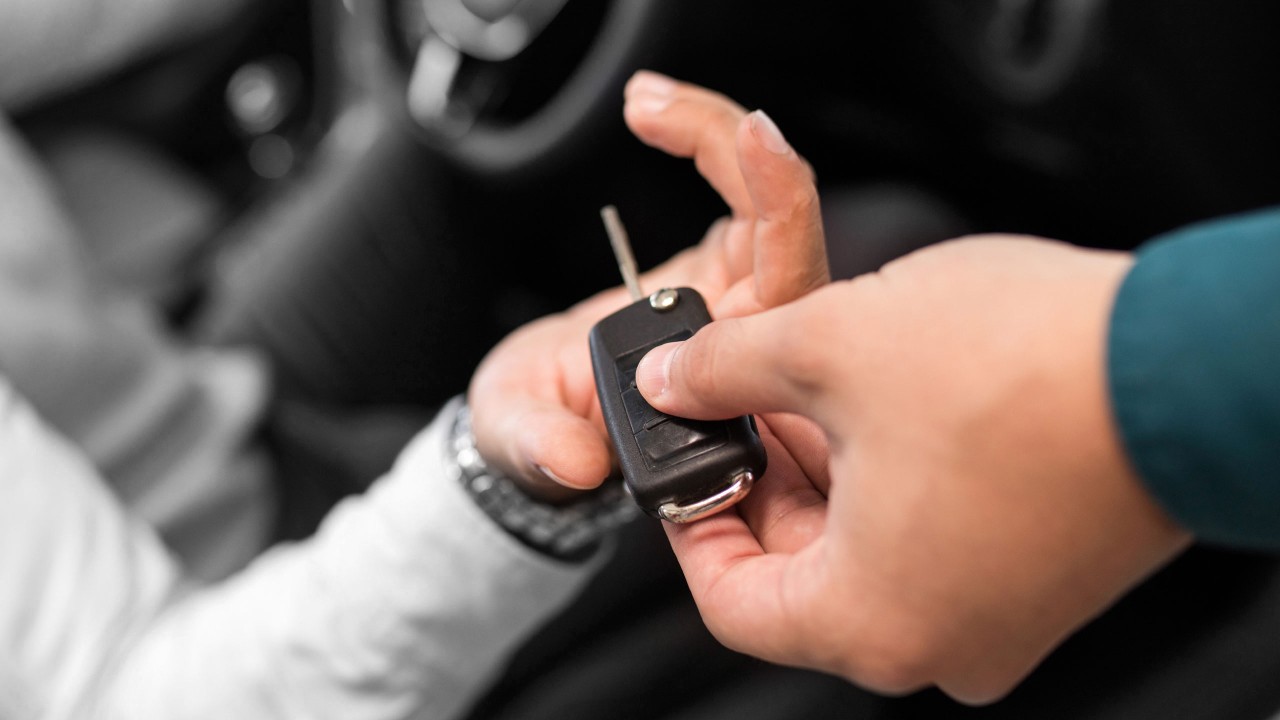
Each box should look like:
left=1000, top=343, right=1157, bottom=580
left=635, top=300, right=827, bottom=421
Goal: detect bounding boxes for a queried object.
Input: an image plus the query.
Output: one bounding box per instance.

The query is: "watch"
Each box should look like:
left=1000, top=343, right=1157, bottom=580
left=448, top=404, right=639, bottom=561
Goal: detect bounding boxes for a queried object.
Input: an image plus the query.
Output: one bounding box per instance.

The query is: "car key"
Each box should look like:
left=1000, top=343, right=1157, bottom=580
left=589, top=206, right=766, bottom=523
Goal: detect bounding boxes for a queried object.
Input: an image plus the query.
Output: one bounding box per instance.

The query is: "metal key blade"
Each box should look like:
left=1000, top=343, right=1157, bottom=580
left=601, top=205, right=643, bottom=302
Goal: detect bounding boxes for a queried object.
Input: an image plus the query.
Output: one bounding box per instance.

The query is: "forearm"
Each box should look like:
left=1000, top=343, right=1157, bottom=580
left=0, top=0, right=251, bottom=109
left=0, top=389, right=595, bottom=719
left=1109, top=205, right=1280, bottom=548
left=95, top=399, right=596, bottom=719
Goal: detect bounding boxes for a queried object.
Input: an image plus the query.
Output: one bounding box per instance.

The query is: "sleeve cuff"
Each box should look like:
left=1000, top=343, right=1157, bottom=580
left=274, top=397, right=606, bottom=718
left=1108, top=206, right=1280, bottom=548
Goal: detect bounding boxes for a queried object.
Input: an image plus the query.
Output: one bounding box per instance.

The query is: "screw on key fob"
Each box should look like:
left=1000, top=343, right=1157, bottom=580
left=589, top=207, right=766, bottom=523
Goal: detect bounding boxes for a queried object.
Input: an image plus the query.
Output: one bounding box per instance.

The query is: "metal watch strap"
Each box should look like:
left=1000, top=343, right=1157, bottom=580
left=449, top=404, right=638, bottom=561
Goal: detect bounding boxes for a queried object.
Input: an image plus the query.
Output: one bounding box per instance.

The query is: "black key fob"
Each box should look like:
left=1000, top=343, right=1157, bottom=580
left=589, top=287, right=767, bottom=522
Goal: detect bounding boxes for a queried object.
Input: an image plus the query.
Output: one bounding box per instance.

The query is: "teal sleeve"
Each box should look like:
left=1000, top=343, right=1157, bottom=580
left=1108, top=205, right=1280, bottom=549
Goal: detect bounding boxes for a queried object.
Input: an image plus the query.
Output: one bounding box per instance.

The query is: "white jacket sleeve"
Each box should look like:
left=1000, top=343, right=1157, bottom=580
left=0, top=385, right=598, bottom=720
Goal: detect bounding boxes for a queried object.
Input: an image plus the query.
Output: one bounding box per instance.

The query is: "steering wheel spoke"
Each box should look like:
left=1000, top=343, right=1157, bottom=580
left=369, top=0, right=666, bottom=177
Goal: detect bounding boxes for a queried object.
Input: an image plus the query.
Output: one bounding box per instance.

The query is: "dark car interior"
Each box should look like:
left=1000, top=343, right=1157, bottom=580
left=17, top=0, right=1280, bottom=717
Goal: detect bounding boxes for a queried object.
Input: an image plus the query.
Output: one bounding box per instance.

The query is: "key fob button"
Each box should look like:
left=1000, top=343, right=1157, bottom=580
left=637, top=419, right=727, bottom=470
left=621, top=388, right=666, bottom=434
left=617, top=362, right=639, bottom=391
left=590, top=286, right=766, bottom=520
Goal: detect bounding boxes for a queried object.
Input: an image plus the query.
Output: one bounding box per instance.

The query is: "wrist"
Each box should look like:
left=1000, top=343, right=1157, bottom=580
left=447, top=404, right=638, bottom=561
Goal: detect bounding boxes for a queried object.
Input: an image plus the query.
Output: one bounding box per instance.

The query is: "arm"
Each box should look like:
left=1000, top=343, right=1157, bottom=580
left=636, top=235, right=1193, bottom=703
left=0, top=386, right=591, bottom=720
left=0, top=72, right=829, bottom=718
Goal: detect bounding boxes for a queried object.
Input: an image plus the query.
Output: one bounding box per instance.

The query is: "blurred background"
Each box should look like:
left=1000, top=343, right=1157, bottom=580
left=12, top=0, right=1280, bottom=717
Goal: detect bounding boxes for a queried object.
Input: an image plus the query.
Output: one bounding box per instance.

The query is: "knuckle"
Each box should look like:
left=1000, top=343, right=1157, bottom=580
left=698, top=150, right=741, bottom=189
left=769, top=582, right=940, bottom=695
left=840, top=656, right=932, bottom=697
left=760, top=177, right=819, bottom=228
left=693, top=149, right=721, bottom=182
left=941, top=678, right=1020, bottom=707
left=697, top=103, right=745, bottom=145
left=679, top=326, right=732, bottom=402
left=833, top=613, right=941, bottom=695
left=791, top=184, right=821, bottom=219
left=785, top=572, right=944, bottom=696
left=843, top=266, right=889, bottom=298
left=703, top=89, right=747, bottom=116
left=803, top=157, right=819, bottom=186
left=700, top=614, right=754, bottom=657
left=765, top=301, right=835, bottom=392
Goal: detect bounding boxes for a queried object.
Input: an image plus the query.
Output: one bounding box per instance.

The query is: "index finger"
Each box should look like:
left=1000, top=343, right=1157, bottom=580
left=624, top=71, right=752, bottom=215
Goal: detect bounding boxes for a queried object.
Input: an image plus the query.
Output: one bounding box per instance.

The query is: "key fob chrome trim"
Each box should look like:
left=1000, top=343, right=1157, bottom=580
left=657, top=470, right=755, bottom=523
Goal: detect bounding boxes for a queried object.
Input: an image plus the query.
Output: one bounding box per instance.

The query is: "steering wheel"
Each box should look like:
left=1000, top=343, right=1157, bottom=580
left=359, top=0, right=667, bottom=177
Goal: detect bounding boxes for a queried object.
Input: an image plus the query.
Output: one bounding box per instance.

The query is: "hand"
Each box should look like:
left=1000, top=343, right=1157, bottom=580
left=466, top=71, right=828, bottom=500
left=634, top=236, right=1193, bottom=702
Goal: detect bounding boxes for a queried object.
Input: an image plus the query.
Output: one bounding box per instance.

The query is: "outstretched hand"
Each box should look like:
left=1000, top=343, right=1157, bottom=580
left=635, top=236, right=1192, bottom=702
left=466, top=72, right=828, bottom=499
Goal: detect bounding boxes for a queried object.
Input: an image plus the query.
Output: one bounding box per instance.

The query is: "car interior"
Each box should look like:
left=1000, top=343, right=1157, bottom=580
left=15, top=0, right=1280, bottom=717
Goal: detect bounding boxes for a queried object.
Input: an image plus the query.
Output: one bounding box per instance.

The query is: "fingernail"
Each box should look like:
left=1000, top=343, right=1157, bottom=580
left=750, top=110, right=791, bottom=155
left=636, top=342, right=680, bottom=398
left=534, top=463, right=568, bottom=486
left=628, top=70, right=677, bottom=97
left=629, top=93, right=672, bottom=115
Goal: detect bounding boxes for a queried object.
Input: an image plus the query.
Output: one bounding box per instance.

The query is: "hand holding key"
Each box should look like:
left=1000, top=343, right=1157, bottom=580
left=589, top=210, right=765, bottom=521
left=466, top=71, right=827, bottom=499
left=636, top=236, right=1192, bottom=703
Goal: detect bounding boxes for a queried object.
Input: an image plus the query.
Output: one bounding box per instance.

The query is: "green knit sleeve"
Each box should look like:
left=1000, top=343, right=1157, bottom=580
left=1108, top=206, right=1280, bottom=549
